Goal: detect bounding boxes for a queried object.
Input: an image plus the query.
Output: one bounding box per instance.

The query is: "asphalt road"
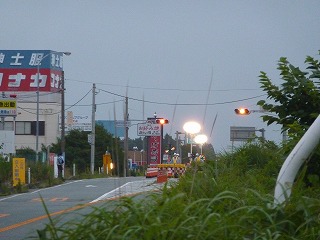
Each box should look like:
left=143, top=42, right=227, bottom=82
left=0, top=177, right=160, bottom=240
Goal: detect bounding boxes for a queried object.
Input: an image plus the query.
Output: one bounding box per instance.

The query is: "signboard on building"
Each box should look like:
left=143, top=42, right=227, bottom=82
left=0, top=98, right=17, bottom=116
left=230, top=126, right=256, bottom=141
left=12, top=158, right=25, bottom=186
left=137, top=122, right=161, bottom=136
left=60, top=111, right=92, bottom=132
left=0, top=50, right=64, bottom=92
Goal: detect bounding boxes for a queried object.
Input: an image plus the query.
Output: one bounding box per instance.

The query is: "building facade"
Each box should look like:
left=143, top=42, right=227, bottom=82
left=0, top=50, right=64, bottom=154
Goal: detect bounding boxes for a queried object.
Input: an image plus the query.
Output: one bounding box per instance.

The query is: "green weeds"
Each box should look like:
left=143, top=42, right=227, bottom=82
left=37, top=141, right=320, bottom=239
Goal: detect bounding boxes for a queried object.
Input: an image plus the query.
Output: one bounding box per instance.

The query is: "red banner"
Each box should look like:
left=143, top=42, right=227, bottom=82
left=49, top=153, right=55, bottom=166
left=0, top=68, right=62, bottom=92
left=148, top=136, right=162, bottom=165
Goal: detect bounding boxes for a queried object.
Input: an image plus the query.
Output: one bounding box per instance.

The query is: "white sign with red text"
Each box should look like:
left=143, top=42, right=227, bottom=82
left=137, top=123, right=161, bottom=136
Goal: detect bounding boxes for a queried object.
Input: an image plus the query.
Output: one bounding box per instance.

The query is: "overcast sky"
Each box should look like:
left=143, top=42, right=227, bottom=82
left=1, top=1, right=319, bottom=152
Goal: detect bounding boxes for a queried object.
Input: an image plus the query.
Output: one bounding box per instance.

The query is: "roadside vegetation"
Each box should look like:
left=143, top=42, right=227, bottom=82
left=36, top=139, right=320, bottom=239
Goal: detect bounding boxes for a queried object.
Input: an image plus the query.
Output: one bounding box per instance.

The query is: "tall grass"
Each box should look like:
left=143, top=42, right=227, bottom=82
left=36, top=141, right=320, bottom=239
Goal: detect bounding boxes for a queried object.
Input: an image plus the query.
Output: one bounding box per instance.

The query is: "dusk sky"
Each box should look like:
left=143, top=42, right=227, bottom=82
left=1, top=1, right=319, bottom=152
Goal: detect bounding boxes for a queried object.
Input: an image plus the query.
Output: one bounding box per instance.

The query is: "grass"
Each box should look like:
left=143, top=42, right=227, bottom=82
left=35, top=141, right=320, bottom=239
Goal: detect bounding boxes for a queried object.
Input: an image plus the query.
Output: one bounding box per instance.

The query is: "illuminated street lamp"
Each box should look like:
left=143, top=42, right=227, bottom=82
left=234, top=108, right=250, bottom=115
left=133, top=146, right=138, bottom=164
left=36, top=51, right=71, bottom=162
left=183, top=121, right=201, bottom=158
left=194, top=134, right=208, bottom=154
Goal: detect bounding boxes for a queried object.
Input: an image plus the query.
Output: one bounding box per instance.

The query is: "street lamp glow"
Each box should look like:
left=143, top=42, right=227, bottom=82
left=183, top=121, right=201, bottom=134
left=195, top=134, right=208, bottom=155
left=183, top=121, right=201, bottom=158
left=194, top=134, right=208, bottom=144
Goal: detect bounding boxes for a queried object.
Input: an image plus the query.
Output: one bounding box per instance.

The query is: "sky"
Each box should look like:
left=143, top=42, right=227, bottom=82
left=1, top=1, right=319, bottom=152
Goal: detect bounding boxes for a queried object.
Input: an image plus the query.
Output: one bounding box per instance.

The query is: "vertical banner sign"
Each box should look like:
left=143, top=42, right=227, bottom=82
left=12, top=158, right=25, bottom=186
left=148, top=136, right=162, bottom=165
left=103, top=153, right=112, bottom=174
left=49, top=153, right=55, bottom=166
left=146, top=118, right=163, bottom=165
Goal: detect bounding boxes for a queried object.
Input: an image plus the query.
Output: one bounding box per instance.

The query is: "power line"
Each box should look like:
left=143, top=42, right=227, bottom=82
left=65, top=89, right=92, bottom=110
left=66, top=99, right=123, bottom=107
left=16, top=89, right=93, bottom=115
left=66, top=78, right=259, bottom=92
left=98, top=88, right=267, bottom=106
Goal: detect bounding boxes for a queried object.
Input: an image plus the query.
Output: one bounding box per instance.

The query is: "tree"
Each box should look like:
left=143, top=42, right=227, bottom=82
left=257, top=51, right=320, bottom=185
left=50, top=124, right=123, bottom=174
left=128, top=137, right=146, bottom=151
left=257, top=52, right=320, bottom=135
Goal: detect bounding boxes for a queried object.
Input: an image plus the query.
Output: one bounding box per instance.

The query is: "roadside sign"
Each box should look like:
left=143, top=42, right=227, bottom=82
left=230, top=126, right=256, bottom=141
left=88, top=134, right=92, bottom=144
left=115, top=120, right=131, bottom=127
left=60, top=112, right=92, bottom=132
left=12, top=158, right=25, bottom=186
left=137, top=123, right=161, bottom=136
left=0, top=98, right=17, bottom=117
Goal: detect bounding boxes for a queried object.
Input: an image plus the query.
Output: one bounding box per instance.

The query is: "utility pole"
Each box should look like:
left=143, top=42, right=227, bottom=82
left=61, top=71, right=66, bottom=163
left=90, top=83, right=96, bottom=174
left=123, top=96, right=128, bottom=177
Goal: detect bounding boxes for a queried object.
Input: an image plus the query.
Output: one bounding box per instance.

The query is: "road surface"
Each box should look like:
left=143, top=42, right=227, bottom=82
left=0, top=177, right=161, bottom=239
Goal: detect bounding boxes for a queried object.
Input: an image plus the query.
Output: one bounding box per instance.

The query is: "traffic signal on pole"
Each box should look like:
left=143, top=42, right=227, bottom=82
left=234, top=108, right=250, bottom=115
left=156, top=118, right=169, bottom=124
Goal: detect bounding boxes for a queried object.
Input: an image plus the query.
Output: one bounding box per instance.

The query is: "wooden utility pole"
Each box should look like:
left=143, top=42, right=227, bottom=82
left=90, top=83, right=96, bottom=174
left=123, top=96, right=129, bottom=177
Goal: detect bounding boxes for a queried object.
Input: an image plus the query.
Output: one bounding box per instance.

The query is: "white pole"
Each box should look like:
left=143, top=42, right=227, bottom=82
left=28, top=167, right=31, bottom=185
left=274, top=115, right=320, bottom=204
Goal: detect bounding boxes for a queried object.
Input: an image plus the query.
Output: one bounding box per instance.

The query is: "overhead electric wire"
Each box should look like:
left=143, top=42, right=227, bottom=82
left=65, top=89, right=92, bottom=110
left=15, top=91, right=61, bottom=102
left=17, top=89, right=93, bottom=116
left=66, top=78, right=259, bottom=92
left=98, top=88, right=267, bottom=106
left=67, top=99, right=123, bottom=107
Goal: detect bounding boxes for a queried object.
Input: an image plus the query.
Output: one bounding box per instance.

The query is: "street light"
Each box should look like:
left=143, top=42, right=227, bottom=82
left=183, top=121, right=201, bottom=160
left=140, top=149, right=144, bottom=166
left=194, top=134, right=208, bottom=154
left=133, top=146, right=138, bottom=164
left=36, top=51, right=71, bottom=162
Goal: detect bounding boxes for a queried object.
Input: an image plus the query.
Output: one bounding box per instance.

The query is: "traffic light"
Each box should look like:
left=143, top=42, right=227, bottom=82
left=156, top=118, right=169, bottom=124
left=234, top=108, right=250, bottom=115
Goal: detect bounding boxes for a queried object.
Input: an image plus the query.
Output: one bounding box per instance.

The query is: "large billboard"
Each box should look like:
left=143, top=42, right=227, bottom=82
left=96, top=120, right=125, bottom=138
left=0, top=50, right=64, bottom=92
left=230, top=126, right=256, bottom=141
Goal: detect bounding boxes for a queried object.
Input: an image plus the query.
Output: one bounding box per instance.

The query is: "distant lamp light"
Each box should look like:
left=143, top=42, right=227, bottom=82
left=194, top=134, right=208, bottom=145
left=156, top=118, right=169, bottom=124
left=234, top=108, right=250, bottom=115
left=183, top=121, right=201, bottom=134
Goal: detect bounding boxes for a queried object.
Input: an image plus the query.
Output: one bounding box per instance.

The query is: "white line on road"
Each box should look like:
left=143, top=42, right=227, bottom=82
left=0, top=180, right=83, bottom=202
left=90, top=179, right=160, bottom=203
